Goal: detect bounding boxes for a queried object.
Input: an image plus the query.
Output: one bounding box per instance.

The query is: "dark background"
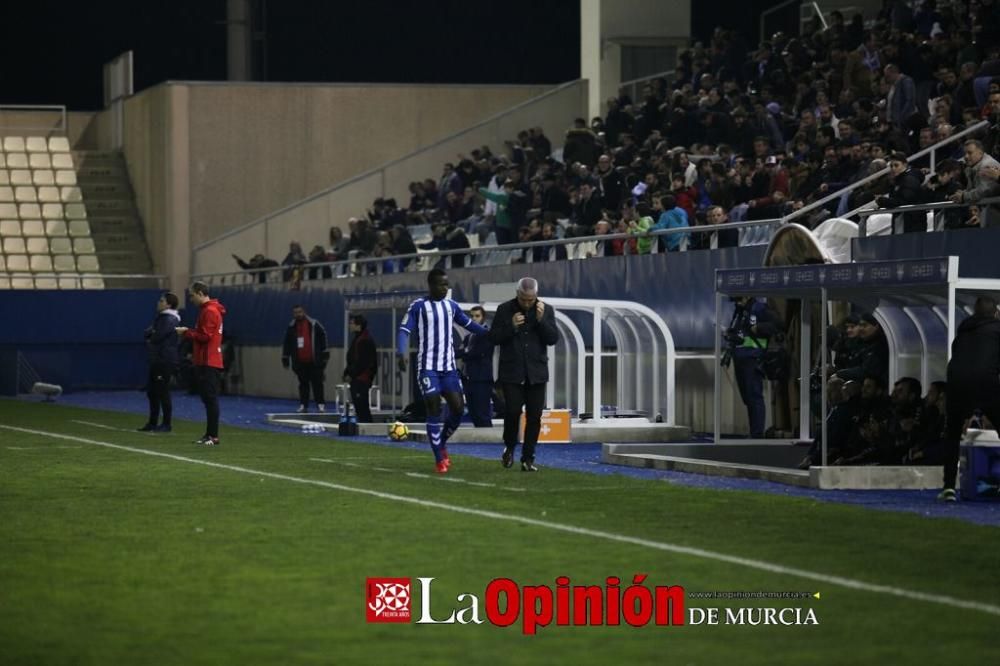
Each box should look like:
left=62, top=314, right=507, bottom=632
left=1, top=0, right=790, bottom=110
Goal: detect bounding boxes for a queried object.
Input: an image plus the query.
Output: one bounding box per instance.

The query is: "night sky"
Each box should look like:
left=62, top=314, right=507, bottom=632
left=1, top=0, right=781, bottom=111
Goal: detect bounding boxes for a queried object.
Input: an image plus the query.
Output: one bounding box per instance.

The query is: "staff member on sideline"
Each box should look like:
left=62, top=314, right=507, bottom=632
left=282, top=305, right=329, bottom=413
left=344, top=314, right=377, bottom=423
left=176, top=282, right=227, bottom=446
left=489, top=277, right=559, bottom=471
left=138, top=292, right=180, bottom=432
left=939, top=296, right=1000, bottom=502
left=457, top=306, right=495, bottom=427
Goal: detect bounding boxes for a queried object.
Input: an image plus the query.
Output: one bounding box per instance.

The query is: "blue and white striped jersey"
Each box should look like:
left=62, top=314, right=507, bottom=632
left=396, top=297, right=486, bottom=372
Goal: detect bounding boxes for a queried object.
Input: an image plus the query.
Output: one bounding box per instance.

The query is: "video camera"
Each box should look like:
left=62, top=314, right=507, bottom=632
left=720, top=299, right=752, bottom=368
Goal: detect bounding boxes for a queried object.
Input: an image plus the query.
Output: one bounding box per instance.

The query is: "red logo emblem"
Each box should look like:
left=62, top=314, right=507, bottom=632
left=366, top=578, right=411, bottom=622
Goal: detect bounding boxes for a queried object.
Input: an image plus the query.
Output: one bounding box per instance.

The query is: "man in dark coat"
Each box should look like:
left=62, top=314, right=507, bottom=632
left=939, top=297, right=1000, bottom=501
left=878, top=152, right=925, bottom=233
left=281, top=305, right=329, bottom=413
left=835, top=313, right=889, bottom=389
left=343, top=314, right=378, bottom=423
left=138, top=292, right=181, bottom=432
left=456, top=306, right=495, bottom=427
left=488, top=277, right=559, bottom=471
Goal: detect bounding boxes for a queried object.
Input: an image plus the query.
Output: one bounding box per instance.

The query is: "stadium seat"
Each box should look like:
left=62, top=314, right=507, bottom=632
left=73, top=238, right=96, bottom=254
left=32, top=170, right=55, bottom=186
left=25, top=137, right=48, bottom=153
left=29, top=153, right=52, bottom=169
left=15, top=187, right=38, bottom=203
left=34, top=277, right=58, bottom=289
left=82, top=277, right=105, bottom=289
left=61, top=186, right=82, bottom=203
left=55, top=170, right=77, bottom=186
left=68, top=220, right=91, bottom=237
left=5, top=153, right=28, bottom=168
left=3, top=137, right=26, bottom=152
left=64, top=203, right=87, bottom=219
left=27, top=237, right=49, bottom=254
left=0, top=188, right=14, bottom=202
left=53, top=255, right=76, bottom=272
left=30, top=255, right=53, bottom=272
left=19, top=203, right=41, bottom=218
left=49, top=237, right=72, bottom=254
left=58, top=277, right=81, bottom=289
left=0, top=220, right=20, bottom=237
left=11, top=276, right=35, bottom=289
left=6, top=254, right=29, bottom=271
left=37, top=187, right=60, bottom=203
left=51, top=153, right=73, bottom=169
left=0, top=154, right=5, bottom=168
left=48, top=137, right=71, bottom=153
left=3, top=237, right=26, bottom=254
left=0, top=276, right=9, bottom=289
left=22, top=220, right=45, bottom=236
left=10, top=170, right=32, bottom=186
left=41, top=203, right=64, bottom=219
left=45, top=219, right=68, bottom=236
left=0, top=256, right=4, bottom=271
left=77, top=255, right=100, bottom=272
left=0, top=170, right=8, bottom=185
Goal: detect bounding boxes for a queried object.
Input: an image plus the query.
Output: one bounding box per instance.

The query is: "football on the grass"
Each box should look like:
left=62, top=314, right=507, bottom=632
left=388, top=422, right=409, bottom=441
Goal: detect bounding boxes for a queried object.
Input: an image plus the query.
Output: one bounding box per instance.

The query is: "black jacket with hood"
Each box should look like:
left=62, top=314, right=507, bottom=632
left=948, top=314, right=1000, bottom=387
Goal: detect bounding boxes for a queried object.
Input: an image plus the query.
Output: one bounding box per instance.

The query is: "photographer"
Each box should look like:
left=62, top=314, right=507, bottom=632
left=724, top=296, right=779, bottom=438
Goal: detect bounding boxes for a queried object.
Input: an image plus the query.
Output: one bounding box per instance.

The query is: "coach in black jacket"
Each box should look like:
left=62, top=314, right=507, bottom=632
left=489, top=277, right=559, bottom=471
left=139, top=292, right=181, bottom=432
left=939, top=296, right=1000, bottom=501
left=282, top=305, right=330, bottom=413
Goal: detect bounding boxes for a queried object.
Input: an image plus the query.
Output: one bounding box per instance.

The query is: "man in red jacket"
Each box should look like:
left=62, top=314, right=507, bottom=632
left=176, top=281, right=227, bottom=446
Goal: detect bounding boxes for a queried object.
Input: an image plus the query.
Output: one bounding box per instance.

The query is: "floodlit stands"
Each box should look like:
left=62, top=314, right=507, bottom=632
left=0, top=135, right=102, bottom=289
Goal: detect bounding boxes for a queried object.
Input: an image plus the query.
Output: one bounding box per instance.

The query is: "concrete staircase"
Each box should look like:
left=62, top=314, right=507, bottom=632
left=73, top=150, right=154, bottom=282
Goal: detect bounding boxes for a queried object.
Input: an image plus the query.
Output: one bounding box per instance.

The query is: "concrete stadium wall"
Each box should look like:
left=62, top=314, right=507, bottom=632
left=0, top=109, right=109, bottom=149
left=119, top=81, right=555, bottom=287
left=190, top=80, right=588, bottom=280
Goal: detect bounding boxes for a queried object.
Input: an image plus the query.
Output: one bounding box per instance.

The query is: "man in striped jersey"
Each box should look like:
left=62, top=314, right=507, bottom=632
left=397, top=268, right=488, bottom=473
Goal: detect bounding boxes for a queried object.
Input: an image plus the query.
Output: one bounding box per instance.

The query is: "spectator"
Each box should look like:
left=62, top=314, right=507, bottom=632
left=835, top=313, right=889, bottom=388
left=627, top=202, right=655, bottom=254
left=887, top=376, right=925, bottom=464
left=569, top=181, right=603, bottom=236
left=705, top=205, right=739, bottom=249
left=594, top=154, right=625, bottom=211
left=835, top=375, right=894, bottom=465
left=232, top=253, right=278, bottom=284
left=478, top=179, right=516, bottom=244
left=306, top=245, right=332, bottom=280
left=390, top=225, right=417, bottom=269
left=329, top=227, right=351, bottom=261
left=652, top=194, right=690, bottom=252
left=532, top=222, right=567, bottom=262
left=539, top=173, right=571, bottom=220
left=923, top=159, right=967, bottom=229
left=878, top=151, right=926, bottom=232
left=952, top=139, right=1000, bottom=227
left=884, top=63, right=918, bottom=128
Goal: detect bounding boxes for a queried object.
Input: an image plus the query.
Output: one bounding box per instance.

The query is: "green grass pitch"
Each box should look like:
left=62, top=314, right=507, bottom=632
left=0, top=400, right=997, bottom=664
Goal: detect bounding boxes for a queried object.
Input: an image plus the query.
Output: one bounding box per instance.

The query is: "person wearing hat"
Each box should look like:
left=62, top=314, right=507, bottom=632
left=834, top=313, right=888, bottom=389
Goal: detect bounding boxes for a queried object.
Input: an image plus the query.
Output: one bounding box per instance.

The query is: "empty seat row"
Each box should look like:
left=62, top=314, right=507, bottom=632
left=0, top=169, right=77, bottom=186
left=1, top=137, right=71, bottom=153
left=1, top=219, right=90, bottom=238
left=0, top=203, right=87, bottom=222
left=0, top=277, right=105, bottom=289
left=0, top=153, right=74, bottom=170
left=0, top=254, right=101, bottom=273
left=3, top=237, right=95, bottom=254
left=0, top=186, right=83, bottom=203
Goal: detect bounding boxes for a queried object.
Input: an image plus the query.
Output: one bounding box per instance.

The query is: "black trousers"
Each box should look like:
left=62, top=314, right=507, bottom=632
left=350, top=380, right=373, bottom=423
left=294, top=363, right=326, bottom=406
left=195, top=366, right=221, bottom=438
left=943, top=383, right=1000, bottom=489
left=501, top=381, right=546, bottom=462
left=146, top=363, right=173, bottom=426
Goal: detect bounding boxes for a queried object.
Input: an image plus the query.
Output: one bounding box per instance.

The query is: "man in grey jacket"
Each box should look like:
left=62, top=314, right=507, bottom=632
left=952, top=139, right=1000, bottom=227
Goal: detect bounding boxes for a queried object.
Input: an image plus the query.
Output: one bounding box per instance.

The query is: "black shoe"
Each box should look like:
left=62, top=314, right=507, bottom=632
left=153, top=424, right=172, bottom=433
left=138, top=423, right=156, bottom=432
left=501, top=447, right=514, bottom=469
left=521, top=461, right=538, bottom=472
left=194, top=435, right=220, bottom=446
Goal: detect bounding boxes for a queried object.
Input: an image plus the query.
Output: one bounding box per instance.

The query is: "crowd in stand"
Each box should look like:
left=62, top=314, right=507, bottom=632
left=235, top=1, right=1000, bottom=282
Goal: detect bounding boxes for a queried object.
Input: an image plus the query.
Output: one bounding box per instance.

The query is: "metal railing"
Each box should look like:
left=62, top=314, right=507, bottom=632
left=784, top=120, right=990, bottom=226
left=0, top=104, right=68, bottom=135
left=855, top=197, right=1000, bottom=237
left=192, top=217, right=782, bottom=285
left=617, top=70, right=675, bottom=109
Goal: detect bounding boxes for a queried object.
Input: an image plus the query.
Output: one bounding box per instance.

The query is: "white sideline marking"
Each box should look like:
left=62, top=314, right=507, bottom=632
left=4, top=423, right=999, bottom=618
left=312, top=457, right=526, bottom=492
